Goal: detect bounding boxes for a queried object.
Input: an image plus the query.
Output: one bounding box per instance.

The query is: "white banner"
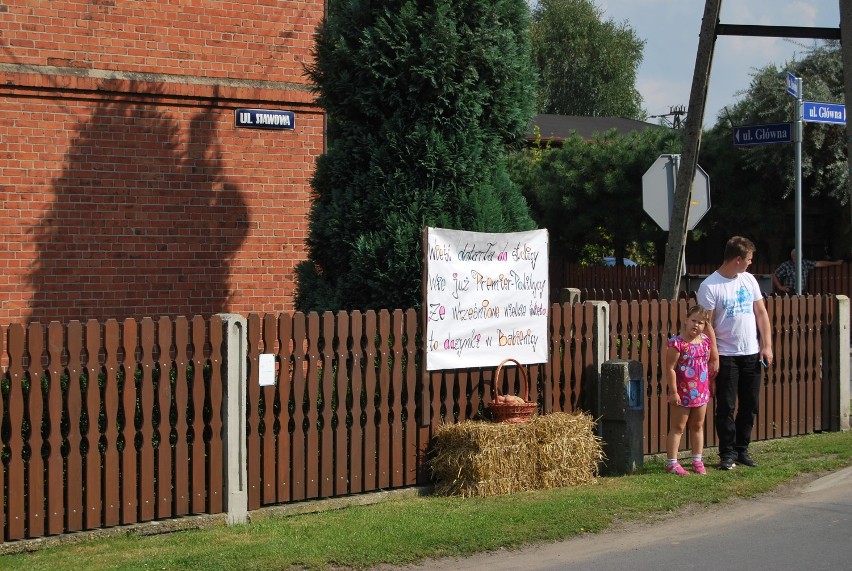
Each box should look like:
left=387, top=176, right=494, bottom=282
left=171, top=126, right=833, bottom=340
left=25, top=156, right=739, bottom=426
left=424, top=227, right=549, bottom=370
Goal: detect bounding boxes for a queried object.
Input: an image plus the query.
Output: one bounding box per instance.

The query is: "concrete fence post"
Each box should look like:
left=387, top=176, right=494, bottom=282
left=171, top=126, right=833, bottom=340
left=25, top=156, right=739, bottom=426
left=220, top=313, right=248, bottom=525
left=831, top=296, right=850, bottom=431
left=588, top=301, right=610, bottom=424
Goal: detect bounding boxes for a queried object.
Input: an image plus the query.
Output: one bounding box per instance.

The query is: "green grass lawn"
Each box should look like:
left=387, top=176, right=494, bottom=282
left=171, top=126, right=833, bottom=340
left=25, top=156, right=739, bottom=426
left=2, top=431, right=850, bottom=571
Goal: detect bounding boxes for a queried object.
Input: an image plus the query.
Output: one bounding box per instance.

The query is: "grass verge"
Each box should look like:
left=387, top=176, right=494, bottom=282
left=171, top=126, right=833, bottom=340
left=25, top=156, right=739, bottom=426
left=1, top=431, right=850, bottom=571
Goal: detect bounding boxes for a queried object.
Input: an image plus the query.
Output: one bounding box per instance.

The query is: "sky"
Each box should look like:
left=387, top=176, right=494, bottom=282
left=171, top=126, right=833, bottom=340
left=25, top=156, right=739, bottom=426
left=594, top=0, right=841, bottom=127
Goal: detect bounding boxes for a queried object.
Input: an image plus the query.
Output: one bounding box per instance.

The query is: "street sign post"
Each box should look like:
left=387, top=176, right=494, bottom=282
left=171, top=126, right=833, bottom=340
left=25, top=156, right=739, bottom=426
left=642, top=154, right=710, bottom=231
left=802, top=101, right=847, bottom=125
left=732, top=123, right=792, bottom=146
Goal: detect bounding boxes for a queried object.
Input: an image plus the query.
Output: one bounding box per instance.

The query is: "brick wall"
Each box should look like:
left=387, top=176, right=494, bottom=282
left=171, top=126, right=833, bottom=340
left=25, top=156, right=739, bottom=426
left=0, top=1, right=325, bottom=323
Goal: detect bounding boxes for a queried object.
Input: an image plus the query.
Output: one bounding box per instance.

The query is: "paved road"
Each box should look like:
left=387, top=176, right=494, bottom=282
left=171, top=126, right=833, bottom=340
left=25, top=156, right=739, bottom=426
left=385, top=466, right=852, bottom=571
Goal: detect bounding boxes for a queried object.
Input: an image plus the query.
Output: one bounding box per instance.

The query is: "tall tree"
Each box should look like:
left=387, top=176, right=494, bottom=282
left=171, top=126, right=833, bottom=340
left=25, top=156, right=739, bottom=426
left=507, top=126, right=681, bottom=264
left=531, top=0, right=645, bottom=119
left=296, top=0, right=537, bottom=312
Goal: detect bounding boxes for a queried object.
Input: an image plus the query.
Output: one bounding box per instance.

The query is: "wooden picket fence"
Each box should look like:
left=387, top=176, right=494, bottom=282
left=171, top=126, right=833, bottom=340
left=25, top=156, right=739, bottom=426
left=0, top=295, right=844, bottom=544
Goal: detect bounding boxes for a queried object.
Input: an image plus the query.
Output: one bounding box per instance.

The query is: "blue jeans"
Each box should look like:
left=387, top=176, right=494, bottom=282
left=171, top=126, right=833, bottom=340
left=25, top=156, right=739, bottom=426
left=715, top=354, right=761, bottom=460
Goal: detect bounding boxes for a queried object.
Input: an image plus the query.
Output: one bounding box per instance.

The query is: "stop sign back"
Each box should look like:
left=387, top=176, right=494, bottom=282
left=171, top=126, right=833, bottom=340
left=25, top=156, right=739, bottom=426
left=642, top=154, right=710, bottom=231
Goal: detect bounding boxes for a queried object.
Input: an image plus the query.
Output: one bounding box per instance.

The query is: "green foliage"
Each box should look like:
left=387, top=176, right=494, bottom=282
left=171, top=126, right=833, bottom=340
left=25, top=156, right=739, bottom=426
left=531, top=0, right=645, bottom=119
left=507, top=126, right=681, bottom=263
left=697, top=41, right=848, bottom=260
left=296, top=0, right=538, bottom=312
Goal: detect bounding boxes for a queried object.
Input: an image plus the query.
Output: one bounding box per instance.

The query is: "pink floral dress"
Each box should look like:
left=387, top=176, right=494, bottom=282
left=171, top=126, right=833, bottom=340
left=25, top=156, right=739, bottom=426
left=667, top=333, right=711, bottom=408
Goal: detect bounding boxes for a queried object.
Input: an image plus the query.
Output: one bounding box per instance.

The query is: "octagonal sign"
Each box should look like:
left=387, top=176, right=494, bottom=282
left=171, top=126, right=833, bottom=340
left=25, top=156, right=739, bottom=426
left=642, top=154, right=710, bottom=231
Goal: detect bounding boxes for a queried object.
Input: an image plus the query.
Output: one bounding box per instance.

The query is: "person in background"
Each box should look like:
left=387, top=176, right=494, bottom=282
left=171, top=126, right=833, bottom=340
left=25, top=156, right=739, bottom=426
left=772, top=248, right=844, bottom=294
left=664, top=304, right=713, bottom=476
left=698, top=236, right=773, bottom=471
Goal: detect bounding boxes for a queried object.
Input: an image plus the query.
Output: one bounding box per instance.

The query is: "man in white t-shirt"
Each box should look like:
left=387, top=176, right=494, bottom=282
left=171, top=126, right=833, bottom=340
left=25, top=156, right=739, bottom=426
left=697, top=236, right=773, bottom=471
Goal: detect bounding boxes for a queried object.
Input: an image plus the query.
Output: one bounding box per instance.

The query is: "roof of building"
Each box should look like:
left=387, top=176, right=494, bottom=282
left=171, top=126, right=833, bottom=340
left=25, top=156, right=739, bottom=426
left=527, top=114, right=667, bottom=144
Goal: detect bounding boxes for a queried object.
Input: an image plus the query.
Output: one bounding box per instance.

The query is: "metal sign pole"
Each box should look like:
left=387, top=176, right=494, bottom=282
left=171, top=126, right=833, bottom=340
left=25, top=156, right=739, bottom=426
left=795, top=76, right=803, bottom=294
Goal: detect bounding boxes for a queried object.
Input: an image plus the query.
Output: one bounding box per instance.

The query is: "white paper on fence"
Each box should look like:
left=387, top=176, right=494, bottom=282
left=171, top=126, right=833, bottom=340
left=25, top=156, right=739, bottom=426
left=425, top=227, right=549, bottom=370
left=258, top=353, right=276, bottom=386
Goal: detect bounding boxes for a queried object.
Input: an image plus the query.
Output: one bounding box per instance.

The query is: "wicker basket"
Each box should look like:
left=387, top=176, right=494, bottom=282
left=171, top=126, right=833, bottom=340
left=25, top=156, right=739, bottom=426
left=488, top=358, right=538, bottom=423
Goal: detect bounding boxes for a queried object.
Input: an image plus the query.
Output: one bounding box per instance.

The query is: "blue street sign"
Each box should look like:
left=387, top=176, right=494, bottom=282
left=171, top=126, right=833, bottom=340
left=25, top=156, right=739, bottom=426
left=802, top=101, right=846, bottom=125
left=235, top=108, right=296, bottom=130
left=786, top=72, right=799, bottom=97
left=732, top=123, right=792, bottom=146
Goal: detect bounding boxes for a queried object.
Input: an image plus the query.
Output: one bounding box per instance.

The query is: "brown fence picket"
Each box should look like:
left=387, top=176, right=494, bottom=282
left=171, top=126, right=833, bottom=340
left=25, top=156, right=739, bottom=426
left=320, top=311, right=336, bottom=498
left=290, top=312, right=306, bottom=502
left=45, top=322, right=64, bottom=535
left=207, top=315, right=224, bottom=514
left=66, top=321, right=84, bottom=532
left=190, top=315, right=208, bottom=513
left=173, top=317, right=190, bottom=516
left=334, top=311, right=351, bottom=496
left=103, top=320, right=121, bottom=527
left=246, top=313, right=261, bottom=510
left=404, top=309, right=418, bottom=486
left=156, top=317, right=173, bottom=519
left=261, top=314, right=279, bottom=504
left=28, top=323, right=46, bottom=538
left=305, top=312, right=320, bottom=500
left=390, top=309, right=404, bottom=488
left=277, top=312, right=294, bottom=502
left=7, top=325, right=26, bottom=540
left=349, top=310, right=364, bottom=495
left=363, top=311, right=378, bottom=490
left=0, top=325, right=4, bottom=540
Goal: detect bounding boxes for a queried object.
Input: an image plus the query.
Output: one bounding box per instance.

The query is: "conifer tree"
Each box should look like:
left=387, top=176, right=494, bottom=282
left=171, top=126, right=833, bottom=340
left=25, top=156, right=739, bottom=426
left=296, top=0, right=537, bottom=311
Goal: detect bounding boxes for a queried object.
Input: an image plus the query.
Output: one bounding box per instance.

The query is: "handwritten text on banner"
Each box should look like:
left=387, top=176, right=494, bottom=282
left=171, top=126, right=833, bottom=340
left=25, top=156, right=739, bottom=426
left=424, top=227, right=549, bottom=370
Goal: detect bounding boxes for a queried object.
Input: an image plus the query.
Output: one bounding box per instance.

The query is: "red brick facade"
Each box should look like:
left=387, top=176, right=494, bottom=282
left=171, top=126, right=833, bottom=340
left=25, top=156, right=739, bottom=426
left=0, top=0, right=325, bottom=323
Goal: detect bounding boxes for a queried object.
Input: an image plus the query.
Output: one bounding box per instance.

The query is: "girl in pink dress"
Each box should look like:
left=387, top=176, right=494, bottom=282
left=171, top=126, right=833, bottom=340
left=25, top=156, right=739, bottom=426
left=664, top=304, right=714, bottom=475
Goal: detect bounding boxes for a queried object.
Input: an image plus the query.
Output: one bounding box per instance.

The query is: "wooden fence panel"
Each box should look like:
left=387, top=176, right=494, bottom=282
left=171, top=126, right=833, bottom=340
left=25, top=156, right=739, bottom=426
left=0, top=295, right=842, bottom=544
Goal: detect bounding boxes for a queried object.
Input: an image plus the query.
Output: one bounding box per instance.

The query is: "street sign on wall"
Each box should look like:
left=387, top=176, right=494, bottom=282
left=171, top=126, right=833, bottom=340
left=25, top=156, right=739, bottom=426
left=642, top=154, right=710, bottom=231
left=732, top=123, right=792, bottom=146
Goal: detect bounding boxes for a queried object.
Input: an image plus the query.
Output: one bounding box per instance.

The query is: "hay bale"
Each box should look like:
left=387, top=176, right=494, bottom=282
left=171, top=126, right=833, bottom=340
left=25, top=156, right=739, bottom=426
left=430, top=412, right=603, bottom=497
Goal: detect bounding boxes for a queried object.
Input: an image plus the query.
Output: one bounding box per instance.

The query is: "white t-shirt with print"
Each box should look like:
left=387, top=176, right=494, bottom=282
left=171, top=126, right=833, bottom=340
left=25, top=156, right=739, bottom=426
left=697, top=270, right=762, bottom=356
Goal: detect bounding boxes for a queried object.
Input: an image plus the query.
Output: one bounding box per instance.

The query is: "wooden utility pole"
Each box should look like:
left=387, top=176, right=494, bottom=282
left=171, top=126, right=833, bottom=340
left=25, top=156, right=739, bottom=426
left=841, top=0, right=852, bottom=256
left=659, top=0, right=722, bottom=300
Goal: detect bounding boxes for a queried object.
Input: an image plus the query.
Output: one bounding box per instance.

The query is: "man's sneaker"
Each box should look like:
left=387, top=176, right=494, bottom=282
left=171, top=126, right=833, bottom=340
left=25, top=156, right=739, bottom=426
left=717, top=457, right=736, bottom=471
left=692, top=460, right=707, bottom=475
left=665, top=462, right=690, bottom=476
left=737, top=451, right=757, bottom=467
